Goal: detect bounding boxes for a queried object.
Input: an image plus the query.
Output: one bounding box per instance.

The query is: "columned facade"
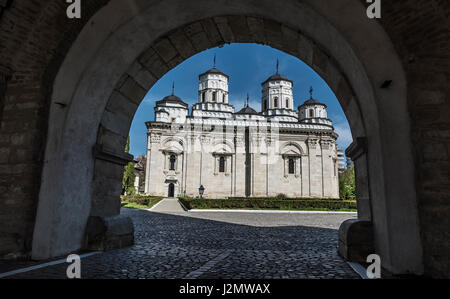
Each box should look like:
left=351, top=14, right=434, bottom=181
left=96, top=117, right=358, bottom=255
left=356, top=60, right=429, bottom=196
left=145, top=68, right=339, bottom=199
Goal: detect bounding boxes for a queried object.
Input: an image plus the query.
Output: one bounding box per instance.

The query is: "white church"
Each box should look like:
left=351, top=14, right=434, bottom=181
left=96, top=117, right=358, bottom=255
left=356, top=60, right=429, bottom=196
left=144, top=62, right=340, bottom=199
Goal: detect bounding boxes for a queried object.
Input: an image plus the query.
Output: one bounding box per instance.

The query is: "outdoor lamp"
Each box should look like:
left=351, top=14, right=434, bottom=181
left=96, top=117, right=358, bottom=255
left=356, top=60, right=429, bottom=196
left=199, top=185, right=205, bottom=198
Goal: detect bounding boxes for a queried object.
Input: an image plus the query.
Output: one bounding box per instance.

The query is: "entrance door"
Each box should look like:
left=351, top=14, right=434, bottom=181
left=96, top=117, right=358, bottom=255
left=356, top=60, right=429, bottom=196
left=168, top=183, right=175, bottom=198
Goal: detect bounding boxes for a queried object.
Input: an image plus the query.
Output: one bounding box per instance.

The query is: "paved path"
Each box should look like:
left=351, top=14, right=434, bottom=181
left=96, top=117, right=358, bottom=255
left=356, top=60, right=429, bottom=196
left=150, top=198, right=186, bottom=213
left=0, top=209, right=359, bottom=279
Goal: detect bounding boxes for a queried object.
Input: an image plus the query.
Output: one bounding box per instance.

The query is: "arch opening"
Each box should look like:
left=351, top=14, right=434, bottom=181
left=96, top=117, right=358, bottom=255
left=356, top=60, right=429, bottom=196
left=33, top=0, right=422, bottom=276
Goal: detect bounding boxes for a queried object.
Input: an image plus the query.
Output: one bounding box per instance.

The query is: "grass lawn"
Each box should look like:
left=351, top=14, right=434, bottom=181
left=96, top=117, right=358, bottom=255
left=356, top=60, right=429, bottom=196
left=121, top=195, right=163, bottom=210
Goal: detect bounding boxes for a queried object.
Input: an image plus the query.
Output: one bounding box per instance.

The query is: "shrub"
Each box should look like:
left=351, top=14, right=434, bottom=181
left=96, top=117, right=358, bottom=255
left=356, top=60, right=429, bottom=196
left=179, top=197, right=356, bottom=211
left=339, top=166, right=356, bottom=200
left=122, top=194, right=163, bottom=207
left=275, top=193, right=288, bottom=200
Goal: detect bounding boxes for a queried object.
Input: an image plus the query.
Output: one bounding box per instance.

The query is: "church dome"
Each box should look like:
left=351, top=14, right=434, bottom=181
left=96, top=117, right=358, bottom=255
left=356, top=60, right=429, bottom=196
left=262, top=73, right=293, bottom=85
left=299, top=97, right=327, bottom=108
left=199, top=67, right=229, bottom=79
left=237, top=105, right=258, bottom=115
left=156, top=94, right=188, bottom=108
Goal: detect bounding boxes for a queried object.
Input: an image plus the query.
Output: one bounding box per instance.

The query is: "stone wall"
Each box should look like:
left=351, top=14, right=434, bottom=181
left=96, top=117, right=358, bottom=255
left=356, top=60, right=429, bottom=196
left=0, top=0, right=448, bottom=277
left=145, top=125, right=339, bottom=199
left=378, top=0, right=450, bottom=278
left=0, top=0, right=108, bottom=258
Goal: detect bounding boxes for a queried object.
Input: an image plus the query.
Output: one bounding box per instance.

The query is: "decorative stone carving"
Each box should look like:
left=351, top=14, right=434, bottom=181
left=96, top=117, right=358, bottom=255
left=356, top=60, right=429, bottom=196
left=235, top=136, right=244, bottom=147
left=307, top=138, right=319, bottom=149
left=150, top=133, right=161, bottom=144
left=320, top=139, right=332, bottom=150
left=252, top=136, right=263, bottom=147
left=200, top=135, right=212, bottom=145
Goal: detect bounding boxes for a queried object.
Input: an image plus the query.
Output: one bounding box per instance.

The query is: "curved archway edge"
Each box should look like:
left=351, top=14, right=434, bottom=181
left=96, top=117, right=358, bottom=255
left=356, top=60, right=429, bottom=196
left=34, top=0, right=422, bottom=275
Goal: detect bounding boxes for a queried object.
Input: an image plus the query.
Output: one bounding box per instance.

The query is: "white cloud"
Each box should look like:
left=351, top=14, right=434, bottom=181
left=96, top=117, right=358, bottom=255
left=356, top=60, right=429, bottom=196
left=141, top=93, right=160, bottom=105
left=334, top=122, right=353, bottom=152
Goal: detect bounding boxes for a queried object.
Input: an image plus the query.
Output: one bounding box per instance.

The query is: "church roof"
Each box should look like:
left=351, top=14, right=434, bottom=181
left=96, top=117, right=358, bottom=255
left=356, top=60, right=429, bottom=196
left=199, top=67, right=229, bottom=79
left=236, top=105, right=258, bottom=115
left=299, top=97, right=327, bottom=108
left=156, top=94, right=188, bottom=108
left=262, top=73, right=293, bottom=85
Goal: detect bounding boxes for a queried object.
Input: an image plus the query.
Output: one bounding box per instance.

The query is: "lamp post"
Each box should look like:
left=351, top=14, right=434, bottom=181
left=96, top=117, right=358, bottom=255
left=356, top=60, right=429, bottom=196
left=199, top=185, right=205, bottom=199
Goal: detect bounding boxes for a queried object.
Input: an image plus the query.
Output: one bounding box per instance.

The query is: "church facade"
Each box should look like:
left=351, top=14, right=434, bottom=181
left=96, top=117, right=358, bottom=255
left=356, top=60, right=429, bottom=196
left=144, top=66, right=339, bottom=199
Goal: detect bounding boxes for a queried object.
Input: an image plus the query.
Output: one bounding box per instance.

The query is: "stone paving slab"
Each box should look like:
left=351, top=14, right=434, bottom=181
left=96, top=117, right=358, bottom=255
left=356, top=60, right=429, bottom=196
left=1, top=209, right=359, bottom=279
left=150, top=198, right=186, bottom=213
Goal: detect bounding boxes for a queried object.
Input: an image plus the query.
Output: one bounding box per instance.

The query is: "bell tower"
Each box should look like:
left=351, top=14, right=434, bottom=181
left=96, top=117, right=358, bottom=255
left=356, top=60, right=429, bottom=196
left=198, top=54, right=229, bottom=104
left=261, top=59, right=298, bottom=122
left=192, top=55, right=235, bottom=117
left=298, top=86, right=332, bottom=126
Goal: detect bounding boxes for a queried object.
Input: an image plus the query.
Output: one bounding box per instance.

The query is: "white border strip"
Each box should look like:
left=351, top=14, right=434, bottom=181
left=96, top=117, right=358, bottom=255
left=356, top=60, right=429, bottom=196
left=347, top=262, right=369, bottom=279
left=188, top=209, right=357, bottom=214
left=147, top=198, right=166, bottom=211
left=0, top=252, right=101, bottom=279
left=177, top=200, right=189, bottom=212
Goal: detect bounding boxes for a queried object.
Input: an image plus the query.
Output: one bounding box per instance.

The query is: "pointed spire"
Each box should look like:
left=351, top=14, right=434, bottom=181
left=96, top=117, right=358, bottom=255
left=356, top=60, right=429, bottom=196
left=171, top=81, right=175, bottom=95
left=309, top=86, right=314, bottom=99
left=213, top=54, right=217, bottom=68
left=246, top=93, right=250, bottom=107
left=276, top=58, right=279, bottom=74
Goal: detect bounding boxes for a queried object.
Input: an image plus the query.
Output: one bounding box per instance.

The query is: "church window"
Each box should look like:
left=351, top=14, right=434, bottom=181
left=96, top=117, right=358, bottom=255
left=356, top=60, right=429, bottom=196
left=309, top=109, right=314, bottom=118
left=219, top=156, right=226, bottom=173
left=169, top=155, right=176, bottom=170
left=212, top=91, right=217, bottom=102
left=288, top=158, right=295, bottom=174
left=286, top=98, right=289, bottom=109
left=202, top=92, right=206, bottom=102
left=274, top=97, right=278, bottom=108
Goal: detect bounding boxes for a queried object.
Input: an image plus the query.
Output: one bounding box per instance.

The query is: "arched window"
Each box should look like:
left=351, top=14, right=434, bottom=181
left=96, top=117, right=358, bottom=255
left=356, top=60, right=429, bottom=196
left=212, top=91, right=217, bottom=102
left=274, top=97, right=278, bottom=108
left=309, top=109, right=314, bottom=118
left=169, top=155, right=176, bottom=170
left=219, top=156, right=225, bottom=173
left=288, top=158, right=295, bottom=174
left=286, top=98, right=289, bottom=109
left=201, top=92, right=206, bottom=102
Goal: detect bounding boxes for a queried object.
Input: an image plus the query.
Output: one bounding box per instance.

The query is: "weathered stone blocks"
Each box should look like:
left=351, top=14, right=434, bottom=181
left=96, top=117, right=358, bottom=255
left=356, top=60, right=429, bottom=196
left=338, top=219, right=374, bottom=263
left=84, top=215, right=134, bottom=252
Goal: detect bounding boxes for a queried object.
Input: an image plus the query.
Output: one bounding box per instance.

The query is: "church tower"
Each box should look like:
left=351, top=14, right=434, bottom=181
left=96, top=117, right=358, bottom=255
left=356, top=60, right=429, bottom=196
left=298, top=86, right=332, bottom=126
left=261, top=60, right=298, bottom=122
left=153, top=82, right=188, bottom=123
left=192, top=55, right=235, bottom=118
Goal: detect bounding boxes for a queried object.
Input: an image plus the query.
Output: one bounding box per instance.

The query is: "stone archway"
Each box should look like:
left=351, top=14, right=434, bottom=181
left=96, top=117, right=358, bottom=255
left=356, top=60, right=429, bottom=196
left=29, top=0, right=422, bottom=275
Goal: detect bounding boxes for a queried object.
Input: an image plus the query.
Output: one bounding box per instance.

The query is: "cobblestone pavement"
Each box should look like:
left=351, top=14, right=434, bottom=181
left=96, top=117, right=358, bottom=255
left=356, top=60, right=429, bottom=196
left=1, top=209, right=359, bottom=279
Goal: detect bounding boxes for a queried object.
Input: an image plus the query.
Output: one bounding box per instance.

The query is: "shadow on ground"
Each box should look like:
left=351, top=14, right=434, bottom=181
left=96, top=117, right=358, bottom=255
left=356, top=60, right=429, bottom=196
left=0, top=209, right=359, bottom=279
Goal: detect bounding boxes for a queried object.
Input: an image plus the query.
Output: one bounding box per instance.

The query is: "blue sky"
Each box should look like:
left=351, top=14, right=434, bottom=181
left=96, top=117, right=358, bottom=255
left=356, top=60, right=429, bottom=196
left=129, top=43, right=352, bottom=157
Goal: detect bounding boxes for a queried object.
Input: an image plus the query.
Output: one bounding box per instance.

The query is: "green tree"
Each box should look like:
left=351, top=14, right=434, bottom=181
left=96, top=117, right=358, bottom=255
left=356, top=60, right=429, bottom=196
left=122, top=136, right=136, bottom=196
left=339, top=166, right=356, bottom=200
